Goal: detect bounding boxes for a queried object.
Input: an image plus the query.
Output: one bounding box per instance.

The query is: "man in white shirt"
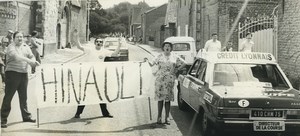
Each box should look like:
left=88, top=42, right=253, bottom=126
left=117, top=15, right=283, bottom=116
left=74, top=37, right=121, bottom=118
left=240, top=32, right=254, bottom=52
left=203, top=33, right=221, bottom=52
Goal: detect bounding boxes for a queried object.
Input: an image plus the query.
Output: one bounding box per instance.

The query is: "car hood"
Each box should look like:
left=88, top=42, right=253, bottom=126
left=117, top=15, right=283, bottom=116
left=211, top=86, right=300, bottom=108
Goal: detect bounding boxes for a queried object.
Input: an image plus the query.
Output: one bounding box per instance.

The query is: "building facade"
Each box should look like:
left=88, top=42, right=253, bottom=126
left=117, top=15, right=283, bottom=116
left=0, top=0, right=88, bottom=56
left=141, top=4, right=167, bottom=46
left=176, top=0, right=278, bottom=50
left=38, top=0, right=88, bottom=55
left=0, top=1, right=35, bottom=37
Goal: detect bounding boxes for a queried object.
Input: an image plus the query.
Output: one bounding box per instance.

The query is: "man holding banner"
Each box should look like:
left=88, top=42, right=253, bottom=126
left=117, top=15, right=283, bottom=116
left=74, top=37, right=121, bottom=118
left=1, top=31, right=40, bottom=128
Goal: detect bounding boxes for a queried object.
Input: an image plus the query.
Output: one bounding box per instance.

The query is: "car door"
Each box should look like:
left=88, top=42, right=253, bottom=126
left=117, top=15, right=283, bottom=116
left=181, top=59, right=202, bottom=105
left=189, top=60, right=207, bottom=111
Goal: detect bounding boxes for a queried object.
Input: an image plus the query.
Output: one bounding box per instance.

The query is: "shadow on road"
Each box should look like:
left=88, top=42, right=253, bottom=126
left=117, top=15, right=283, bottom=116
left=6, top=122, right=167, bottom=134
left=170, top=105, right=201, bottom=136
left=38, top=116, right=103, bottom=126
left=7, top=121, right=23, bottom=127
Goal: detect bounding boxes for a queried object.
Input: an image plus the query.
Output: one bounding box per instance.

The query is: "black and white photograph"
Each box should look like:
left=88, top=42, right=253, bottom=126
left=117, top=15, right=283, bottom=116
left=0, top=0, right=300, bottom=136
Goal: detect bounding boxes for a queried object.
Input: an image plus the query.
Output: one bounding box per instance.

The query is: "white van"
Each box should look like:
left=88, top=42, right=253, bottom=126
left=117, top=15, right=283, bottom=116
left=164, top=36, right=197, bottom=65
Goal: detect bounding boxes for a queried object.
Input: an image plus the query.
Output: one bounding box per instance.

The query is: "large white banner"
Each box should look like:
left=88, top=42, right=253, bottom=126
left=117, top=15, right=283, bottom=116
left=34, top=62, right=153, bottom=108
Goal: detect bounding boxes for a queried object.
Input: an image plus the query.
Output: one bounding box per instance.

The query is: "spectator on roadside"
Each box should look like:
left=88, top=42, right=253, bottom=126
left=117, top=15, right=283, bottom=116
left=222, top=41, right=233, bottom=52
left=0, top=38, right=8, bottom=82
left=30, top=31, right=41, bottom=73
left=25, top=34, right=32, bottom=47
left=1, top=31, right=40, bottom=128
left=1, top=30, right=14, bottom=45
left=240, top=32, right=254, bottom=52
left=138, top=36, right=142, bottom=43
left=144, top=42, right=186, bottom=125
left=73, top=37, right=122, bottom=119
left=203, top=33, right=221, bottom=52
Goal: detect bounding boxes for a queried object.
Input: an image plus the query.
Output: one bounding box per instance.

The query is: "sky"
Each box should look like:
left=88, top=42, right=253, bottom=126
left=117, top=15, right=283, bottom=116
left=98, top=0, right=169, bottom=9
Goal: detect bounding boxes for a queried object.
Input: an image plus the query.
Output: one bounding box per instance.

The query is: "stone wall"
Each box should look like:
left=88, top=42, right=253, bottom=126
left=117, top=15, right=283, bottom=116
left=143, top=4, right=167, bottom=45
left=277, top=0, right=300, bottom=89
left=177, top=0, right=190, bottom=36
left=43, top=0, right=59, bottom=54
left=0, top=2, right=17, bottom=36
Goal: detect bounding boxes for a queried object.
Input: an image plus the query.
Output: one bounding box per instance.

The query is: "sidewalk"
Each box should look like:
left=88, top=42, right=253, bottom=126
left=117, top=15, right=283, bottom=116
left=135, top=43, right=162, bottom=57
left=41, top=41, right=93, bottom=64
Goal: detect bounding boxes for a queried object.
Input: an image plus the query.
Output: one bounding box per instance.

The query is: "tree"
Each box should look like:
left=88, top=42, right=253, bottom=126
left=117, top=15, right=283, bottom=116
left=89, top=0, right=101, bottom=10
left=89, top=1, right=151, bottom=36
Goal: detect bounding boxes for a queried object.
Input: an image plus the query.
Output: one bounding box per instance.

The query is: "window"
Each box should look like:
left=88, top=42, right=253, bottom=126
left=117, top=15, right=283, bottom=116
left=173, top=43, right=190, bottom=51
left=197, top=61, right=207, bottom=81
left=213, top=63, right=289, bottom=89
left=189, top=60, right=201, bottom=77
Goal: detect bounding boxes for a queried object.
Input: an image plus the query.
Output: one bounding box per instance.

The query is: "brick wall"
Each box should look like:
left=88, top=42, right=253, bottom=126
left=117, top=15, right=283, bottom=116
left=201, top=0, right=219, bottom=46
left=277, top=0, right=300, bottom=89
left=197, top=0, right=278, bottom=50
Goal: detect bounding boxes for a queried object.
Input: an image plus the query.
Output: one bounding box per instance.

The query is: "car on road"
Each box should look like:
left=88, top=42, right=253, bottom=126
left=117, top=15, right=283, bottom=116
left=164, top=36, right=197, bottom=76
left=164, top=36, right=197, bottom=65
left=177, top=52, right=300, bottom=135
left=103, top=37, right=129, bottom=61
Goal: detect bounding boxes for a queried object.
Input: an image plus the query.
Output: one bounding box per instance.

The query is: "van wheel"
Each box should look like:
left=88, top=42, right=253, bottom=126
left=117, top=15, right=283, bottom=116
left=199, top=112, right=213, bottom=136
left=177, top=84, right=188, bottom=111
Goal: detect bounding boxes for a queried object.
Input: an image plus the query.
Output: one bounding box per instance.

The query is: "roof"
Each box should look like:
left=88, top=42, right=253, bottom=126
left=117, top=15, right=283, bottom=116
left=196, top=52, right=277, bottom=64
left=164, top=36, right=195, bottom=42
left=144, top=3, right=167, bottom=14
left=71, top=0, right=81, bottom=8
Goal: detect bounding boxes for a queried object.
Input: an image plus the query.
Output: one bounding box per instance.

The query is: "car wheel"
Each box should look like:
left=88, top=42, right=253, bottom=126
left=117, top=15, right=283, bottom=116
left=199, top=112, right=213, bottom=136
left=177, top=84, right=188, bottom=111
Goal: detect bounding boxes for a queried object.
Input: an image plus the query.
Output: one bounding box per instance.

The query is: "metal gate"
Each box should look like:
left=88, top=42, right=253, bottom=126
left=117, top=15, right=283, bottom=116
left=238, top=15, right=278, bottom=58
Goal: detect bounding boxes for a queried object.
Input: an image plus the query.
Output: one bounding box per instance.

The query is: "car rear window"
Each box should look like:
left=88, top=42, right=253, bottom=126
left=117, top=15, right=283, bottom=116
left=213, top=63, right=289, bottom=89
left=173, top=43, right=190, bottom=51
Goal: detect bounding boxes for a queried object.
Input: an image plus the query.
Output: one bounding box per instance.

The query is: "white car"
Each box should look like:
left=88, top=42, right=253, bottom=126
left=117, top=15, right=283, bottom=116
left=103, top=37, right=129, bottom=61
left=164, top=36, right=197, bottom=65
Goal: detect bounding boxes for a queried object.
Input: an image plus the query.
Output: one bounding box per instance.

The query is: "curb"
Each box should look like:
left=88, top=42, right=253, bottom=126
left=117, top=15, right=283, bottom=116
left=62, top=50, right=86, bottom=63
left=137, top=45, right=155, bottom=57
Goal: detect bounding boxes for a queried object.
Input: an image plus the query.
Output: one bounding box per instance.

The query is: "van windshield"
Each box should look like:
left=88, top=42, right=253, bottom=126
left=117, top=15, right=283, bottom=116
left=173, top=43, right=190, bottom=51
left=213, top=63, right=289, bottom=89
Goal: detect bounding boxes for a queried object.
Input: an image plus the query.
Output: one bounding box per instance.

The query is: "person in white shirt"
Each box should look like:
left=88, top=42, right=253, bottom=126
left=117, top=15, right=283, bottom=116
left=203, top=33, right=221, bottom=52
left=74, top=37, right=121, bottom=119
left=240, top=32, right=254, bottom=52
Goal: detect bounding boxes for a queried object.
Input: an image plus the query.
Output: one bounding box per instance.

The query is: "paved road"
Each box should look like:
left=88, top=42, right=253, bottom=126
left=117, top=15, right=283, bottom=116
left=0, top=43, right=204, bottom=136
left=2, top=42, right=294, bottom=136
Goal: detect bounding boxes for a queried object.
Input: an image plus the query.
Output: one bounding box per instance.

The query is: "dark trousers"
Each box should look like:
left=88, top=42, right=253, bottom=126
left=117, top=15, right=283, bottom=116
left=1, top=71, right=32, bottom=124
left=75, top=103, right=110, bottom=116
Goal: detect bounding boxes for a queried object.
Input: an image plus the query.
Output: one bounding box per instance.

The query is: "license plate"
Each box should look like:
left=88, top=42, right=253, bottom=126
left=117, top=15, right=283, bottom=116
left=251, top=110, right=283, bottom=118
left=253, top=121, right=285, bottom=131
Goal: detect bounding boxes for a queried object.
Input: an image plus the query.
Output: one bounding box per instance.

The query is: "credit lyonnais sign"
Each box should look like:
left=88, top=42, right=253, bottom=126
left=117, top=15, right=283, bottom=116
left=216, top=52, right=275, bottom=62
left=33, top=62, right=153, bottom=108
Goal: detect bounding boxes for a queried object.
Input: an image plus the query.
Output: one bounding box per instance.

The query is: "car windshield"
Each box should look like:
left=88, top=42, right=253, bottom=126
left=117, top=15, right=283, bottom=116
left=213, top=63, right=289, bottom=89
left=104, top=41, right=119, bottom=47
left=173, top=43, right=190, bottom=51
